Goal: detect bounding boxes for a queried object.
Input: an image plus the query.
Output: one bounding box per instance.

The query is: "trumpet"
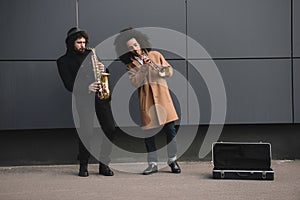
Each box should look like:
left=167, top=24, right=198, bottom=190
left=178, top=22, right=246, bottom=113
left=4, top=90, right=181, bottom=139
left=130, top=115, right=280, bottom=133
left=86, top=47, right=110, bottom=100
left=138, top=50, right=169, bottom=77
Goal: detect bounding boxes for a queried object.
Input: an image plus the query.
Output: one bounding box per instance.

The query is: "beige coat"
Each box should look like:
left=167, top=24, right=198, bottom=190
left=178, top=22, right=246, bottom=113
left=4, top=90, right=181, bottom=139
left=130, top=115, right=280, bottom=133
left=126, top=51, right=178, bottom=129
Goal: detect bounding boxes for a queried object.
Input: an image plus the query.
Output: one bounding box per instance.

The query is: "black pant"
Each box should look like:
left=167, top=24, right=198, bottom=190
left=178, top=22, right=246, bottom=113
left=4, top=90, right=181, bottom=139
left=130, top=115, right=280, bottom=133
left=144, top=121, right=177, bottom=163
left=77, top=99, right=116, bottom=165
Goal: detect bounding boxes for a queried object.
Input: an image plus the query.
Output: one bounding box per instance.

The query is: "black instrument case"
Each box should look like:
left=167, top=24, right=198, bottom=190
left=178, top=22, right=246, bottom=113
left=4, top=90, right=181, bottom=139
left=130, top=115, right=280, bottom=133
left=212, top=142, right=274, bottom=180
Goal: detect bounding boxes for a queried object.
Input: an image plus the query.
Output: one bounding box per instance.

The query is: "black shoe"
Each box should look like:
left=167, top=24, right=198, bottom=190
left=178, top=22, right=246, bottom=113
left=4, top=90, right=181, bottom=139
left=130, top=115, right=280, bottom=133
left=99, top=164, right=114, bottom=176
left=168, top=161, right=181, bottom=174
left=143, top=163, right=158, bottom=175
left=78, top=163, right=89, bottom=177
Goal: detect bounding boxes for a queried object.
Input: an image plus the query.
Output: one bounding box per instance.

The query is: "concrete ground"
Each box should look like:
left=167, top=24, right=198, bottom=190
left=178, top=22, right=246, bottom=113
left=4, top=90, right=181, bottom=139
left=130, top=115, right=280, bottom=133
left=0, top=160, right=299, bottom=200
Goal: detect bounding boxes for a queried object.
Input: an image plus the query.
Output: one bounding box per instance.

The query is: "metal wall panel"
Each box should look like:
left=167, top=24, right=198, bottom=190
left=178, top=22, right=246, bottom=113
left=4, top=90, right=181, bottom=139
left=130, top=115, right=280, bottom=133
left=0, top=59, right=187, bottom=129
left=294, top=59, right=300, bottom=123
left=0, top=0, right=76, bottom=60
left=78, top=0, right=186, bottom=60
left=294, top=0, right=300, bottom=57
left=187, top=0, right=291, bottom=59
left=0, top=0, right=296, bottom=130
left=188, top=59, right=292, bottom=124
left=0, top=62, right=74, bottom=130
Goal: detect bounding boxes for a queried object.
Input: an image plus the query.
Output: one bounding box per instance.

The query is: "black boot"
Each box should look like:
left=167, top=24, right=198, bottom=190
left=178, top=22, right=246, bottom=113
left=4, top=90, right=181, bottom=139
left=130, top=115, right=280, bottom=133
left=78, top=163, right=89, bottom=177
left=99, top=163, right=114, bottom=176
left=168, top=161, right=181, bottom=174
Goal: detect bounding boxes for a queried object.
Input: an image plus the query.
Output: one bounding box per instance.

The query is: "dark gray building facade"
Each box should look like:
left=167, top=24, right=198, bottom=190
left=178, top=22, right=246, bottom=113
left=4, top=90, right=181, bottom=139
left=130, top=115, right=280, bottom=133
left=0, top=0, right=299, bottom=165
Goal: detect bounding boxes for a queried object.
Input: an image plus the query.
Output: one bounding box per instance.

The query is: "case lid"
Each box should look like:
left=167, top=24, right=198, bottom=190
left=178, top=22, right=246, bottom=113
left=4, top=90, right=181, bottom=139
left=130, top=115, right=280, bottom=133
left=212, top=142, right=272, bottom=170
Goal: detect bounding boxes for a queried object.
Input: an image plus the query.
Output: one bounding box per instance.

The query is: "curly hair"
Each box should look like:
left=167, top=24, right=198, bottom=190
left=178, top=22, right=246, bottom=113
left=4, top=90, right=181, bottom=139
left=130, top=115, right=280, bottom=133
left=65, top=30, right=89, bottom=51
left=114, top=27, right=152, bottom=64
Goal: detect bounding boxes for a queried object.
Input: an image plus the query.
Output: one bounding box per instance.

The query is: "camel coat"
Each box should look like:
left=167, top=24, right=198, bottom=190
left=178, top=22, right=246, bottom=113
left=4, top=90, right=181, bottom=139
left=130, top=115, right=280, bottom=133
left=126, top=51, right=178, bottom=129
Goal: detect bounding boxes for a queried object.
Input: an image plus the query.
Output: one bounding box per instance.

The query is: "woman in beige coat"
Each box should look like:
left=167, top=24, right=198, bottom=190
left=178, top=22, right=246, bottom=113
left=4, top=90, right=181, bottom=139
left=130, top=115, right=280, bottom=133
left=114, top=28, right=181, bottom=175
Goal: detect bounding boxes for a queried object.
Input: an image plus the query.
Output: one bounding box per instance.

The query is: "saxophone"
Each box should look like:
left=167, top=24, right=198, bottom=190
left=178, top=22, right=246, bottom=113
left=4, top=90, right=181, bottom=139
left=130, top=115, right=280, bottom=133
left=86, top=47, right=110, bottom=100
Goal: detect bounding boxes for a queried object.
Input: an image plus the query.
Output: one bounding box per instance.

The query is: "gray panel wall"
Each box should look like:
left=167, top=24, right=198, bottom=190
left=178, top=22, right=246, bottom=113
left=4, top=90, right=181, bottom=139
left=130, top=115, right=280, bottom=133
left=294, top=59, right=300, bottom=123
left=0, top=0, right=298, bottom=130
left=215, top=60, right=292, bottom=124
left=293, top=0, right=300, bottom=122
left=294, top=0, right=300, bottom=57
left=0, top=0, right=76, bottom=60
left=187, top=0, right=294, bottom=124
left=0, top=62, right=74, bottom=129
left=188, top=60, right=292, bottom=124
left=293, top=0, right=299, bottom=121
left=187, top=0, right=291, bottom=58
left=79, top=0, right=186, bottom=60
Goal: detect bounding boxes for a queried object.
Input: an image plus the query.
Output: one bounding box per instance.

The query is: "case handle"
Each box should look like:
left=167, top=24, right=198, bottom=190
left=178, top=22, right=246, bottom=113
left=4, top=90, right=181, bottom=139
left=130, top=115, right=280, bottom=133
left=236, top=172, right=254, bottom=177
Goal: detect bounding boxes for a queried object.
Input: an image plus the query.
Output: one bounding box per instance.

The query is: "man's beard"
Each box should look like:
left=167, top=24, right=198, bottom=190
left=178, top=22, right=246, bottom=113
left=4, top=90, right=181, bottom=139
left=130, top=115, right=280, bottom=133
left=76, top=48, right=85, bottom=54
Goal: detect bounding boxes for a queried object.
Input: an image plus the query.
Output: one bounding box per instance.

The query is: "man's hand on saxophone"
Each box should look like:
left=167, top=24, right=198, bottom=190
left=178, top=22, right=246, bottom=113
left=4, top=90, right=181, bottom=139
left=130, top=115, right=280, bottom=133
left=88, top=81, right=101, bottom=93
left=88, top=62, right=105, bottom=93
left=97, top=61, right=105, bottom=72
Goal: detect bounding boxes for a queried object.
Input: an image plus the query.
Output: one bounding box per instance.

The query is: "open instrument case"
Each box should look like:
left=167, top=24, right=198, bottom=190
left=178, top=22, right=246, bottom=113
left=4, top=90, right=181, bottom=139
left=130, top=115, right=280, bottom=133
left=212, top=142, right=274, bottom=180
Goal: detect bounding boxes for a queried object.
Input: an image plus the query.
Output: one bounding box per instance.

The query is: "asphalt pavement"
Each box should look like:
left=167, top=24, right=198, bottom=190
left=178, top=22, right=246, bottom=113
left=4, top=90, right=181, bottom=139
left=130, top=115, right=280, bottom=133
left=0, top=160, right=299, bottom=200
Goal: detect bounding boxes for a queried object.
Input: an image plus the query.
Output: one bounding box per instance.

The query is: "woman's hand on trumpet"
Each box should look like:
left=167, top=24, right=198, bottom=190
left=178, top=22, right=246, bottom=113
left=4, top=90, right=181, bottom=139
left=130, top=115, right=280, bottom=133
left=141, top=54, right=151, bottom=64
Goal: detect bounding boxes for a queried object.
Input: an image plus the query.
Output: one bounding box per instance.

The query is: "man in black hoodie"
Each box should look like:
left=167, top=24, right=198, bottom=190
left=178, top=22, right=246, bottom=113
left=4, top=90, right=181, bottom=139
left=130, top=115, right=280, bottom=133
left=57, top=27, right=116, bottom=177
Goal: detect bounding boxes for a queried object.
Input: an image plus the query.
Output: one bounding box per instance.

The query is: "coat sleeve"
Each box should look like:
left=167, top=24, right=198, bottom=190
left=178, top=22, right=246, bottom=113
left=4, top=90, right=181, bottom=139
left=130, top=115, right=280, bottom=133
left=56, top=58, right=75, bottom=92
left=126, top=63, right=148, bottom=88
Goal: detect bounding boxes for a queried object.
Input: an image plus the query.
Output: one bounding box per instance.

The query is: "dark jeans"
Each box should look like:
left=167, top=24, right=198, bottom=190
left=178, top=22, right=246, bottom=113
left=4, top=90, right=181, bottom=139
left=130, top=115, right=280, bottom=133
left=144, top=121, right=177, bottom=163
left=77, top=99, right=116, bottom=165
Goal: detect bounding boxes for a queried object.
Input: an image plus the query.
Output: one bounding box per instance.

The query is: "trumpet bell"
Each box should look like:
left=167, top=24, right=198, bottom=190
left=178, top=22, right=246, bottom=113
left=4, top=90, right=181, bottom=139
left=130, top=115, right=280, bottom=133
left=158, top=67, right=169, bottom=77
